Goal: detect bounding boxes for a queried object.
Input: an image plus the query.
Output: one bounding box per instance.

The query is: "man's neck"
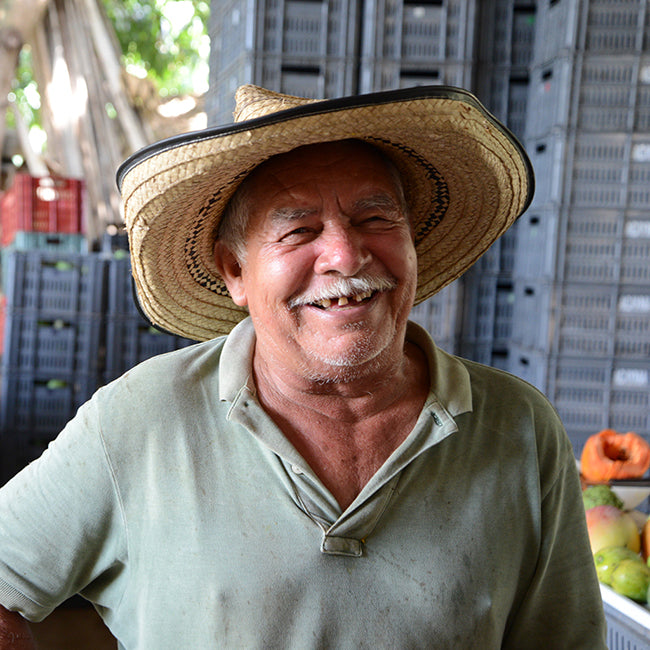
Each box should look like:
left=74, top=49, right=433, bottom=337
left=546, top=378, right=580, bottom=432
left=251, top=340, right=430, bottom=510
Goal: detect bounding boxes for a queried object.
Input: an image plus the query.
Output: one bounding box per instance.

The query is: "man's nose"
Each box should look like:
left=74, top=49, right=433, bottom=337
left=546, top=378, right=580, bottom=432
left=313, top=223, right=372, bottom=276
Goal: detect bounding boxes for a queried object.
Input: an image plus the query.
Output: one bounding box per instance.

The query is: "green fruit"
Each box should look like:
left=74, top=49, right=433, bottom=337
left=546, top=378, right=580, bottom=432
left=594, top=546, right=643, bottom=585
left=610, top=559, right=650, bottom=602
left=583, top=484, right=624, bottom=511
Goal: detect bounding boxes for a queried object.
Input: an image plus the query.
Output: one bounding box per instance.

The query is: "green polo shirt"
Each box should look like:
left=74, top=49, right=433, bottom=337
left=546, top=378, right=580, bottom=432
left=0, top=318, right=606, bottom=648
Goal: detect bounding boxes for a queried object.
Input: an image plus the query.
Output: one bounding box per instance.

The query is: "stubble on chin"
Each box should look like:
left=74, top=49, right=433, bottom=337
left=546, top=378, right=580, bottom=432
left=294, top=321, right=396, bottom=385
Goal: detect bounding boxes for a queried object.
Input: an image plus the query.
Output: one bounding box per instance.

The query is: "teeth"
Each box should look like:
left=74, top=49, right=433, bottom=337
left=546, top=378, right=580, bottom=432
left=313, top=291, right=373, bottom=308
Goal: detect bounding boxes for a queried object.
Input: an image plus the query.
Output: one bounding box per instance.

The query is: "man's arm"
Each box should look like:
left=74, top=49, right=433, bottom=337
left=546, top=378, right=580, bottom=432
left=0, top=605, right=34, bottom=649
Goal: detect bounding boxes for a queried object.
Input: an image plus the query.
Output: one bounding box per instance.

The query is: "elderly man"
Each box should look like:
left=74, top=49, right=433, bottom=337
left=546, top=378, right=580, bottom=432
left=0, top=85, right=606, bottom=648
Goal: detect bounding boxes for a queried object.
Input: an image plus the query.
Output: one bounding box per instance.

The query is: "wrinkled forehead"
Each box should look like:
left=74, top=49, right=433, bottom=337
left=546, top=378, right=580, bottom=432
left=242, top=139, right=408, bottom=211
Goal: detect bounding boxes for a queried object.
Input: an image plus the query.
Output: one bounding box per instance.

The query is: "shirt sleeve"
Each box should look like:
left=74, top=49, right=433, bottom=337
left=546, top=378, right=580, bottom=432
left=502, top=421, right=608, bottom=649
left=0, top=396, right=127, bottom=622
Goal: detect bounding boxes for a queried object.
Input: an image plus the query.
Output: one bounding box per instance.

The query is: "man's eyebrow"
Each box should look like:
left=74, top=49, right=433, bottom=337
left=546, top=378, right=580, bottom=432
left=268, top=207, right=317, bottom=223
left=353, top=194, right=402, bottom=214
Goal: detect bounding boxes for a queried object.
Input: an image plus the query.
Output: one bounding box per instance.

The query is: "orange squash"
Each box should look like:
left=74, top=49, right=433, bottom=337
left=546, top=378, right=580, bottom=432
left=581, top=429, right=650, bottom=482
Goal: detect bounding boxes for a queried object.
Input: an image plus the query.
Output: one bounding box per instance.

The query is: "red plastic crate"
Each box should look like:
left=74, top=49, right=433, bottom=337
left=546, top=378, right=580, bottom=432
left=0, top=174, right=84, bottom=246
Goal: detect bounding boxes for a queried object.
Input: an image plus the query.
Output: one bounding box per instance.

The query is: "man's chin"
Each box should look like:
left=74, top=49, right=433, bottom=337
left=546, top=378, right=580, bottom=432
left=298, top=339, right=390, bottom=384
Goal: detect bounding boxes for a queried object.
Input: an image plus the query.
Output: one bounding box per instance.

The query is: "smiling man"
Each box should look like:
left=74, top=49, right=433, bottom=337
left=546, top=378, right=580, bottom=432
left=0, top=85, right=606, bottom=648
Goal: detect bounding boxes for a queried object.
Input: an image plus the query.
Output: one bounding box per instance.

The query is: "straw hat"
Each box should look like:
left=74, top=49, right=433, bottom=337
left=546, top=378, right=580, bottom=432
left=117, top=84, right=534, bottom=341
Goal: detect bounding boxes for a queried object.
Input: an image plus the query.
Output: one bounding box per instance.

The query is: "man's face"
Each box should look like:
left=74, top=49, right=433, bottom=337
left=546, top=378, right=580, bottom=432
left=218, top=141, right=418, bottom=383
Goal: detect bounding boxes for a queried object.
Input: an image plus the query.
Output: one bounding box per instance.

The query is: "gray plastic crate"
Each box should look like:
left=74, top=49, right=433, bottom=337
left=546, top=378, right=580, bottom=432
left=636, top=80, right=650, bottom=131
left=601, top=585, right=650, bottom=650
left=0, top=370, right=100, bottom=435
left=106, top=255, right=139, bottom=317
left=577, top=54, right=639, bottom=132
left=2, top=310, right=103, bottom=375
left=361, top=0, right=476, bottom=64
left=409, top=281, right=460, bottom=350
left=526, top=57, right=573, bottom=139
left=511, top=279, right=650, bottom=360
left=585, top=1, right=646, bottom=53
left=4, top=250, right=106, bottom=317
left=256, top=54, right=358, bottom=100
left=359, top=59, right=474, bottom=94
left=460, top=275, right=514, bottom=346
left=104, top=315, right=194, bottom=383
left=505, top=343, right=548, bottom=392
left=0, top=232, right=87, bottom=290
left=524, top=133, right=566, bottom=206
left=513, top=207, right=560, bottom=280
left=532, top=0, right=580, bottom=64
left=476, top=0, right=535, bottom=67
left=476, top=66, right=530, bottom=145
left=510, top=280, right=554, bottom=351
left=544, top=356, right=650, bottom=449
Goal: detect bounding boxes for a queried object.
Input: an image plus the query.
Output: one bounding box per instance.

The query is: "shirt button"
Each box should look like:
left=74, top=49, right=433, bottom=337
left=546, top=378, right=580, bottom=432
left=291, top=464, right=304, bottom=475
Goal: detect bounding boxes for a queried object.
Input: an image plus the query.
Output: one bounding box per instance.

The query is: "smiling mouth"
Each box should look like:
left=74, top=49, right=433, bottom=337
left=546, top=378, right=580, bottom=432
left=310, top=291, right=375, bottom=309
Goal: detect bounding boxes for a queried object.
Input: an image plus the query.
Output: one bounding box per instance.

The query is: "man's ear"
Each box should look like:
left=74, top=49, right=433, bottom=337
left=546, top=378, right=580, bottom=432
left=213, top=240, right=248, bottom=306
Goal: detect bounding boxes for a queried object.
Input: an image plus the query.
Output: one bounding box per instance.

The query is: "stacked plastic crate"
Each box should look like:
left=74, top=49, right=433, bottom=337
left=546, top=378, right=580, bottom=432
left=357, top=0, right=479, bottom=353
left=104, top=253, right=194, bottom=384
left=357, top=0, right=476, bottom=92
left=0, top=174, right=93, bottom=478
left=457, top=0, right=535, bottom=369
left=207, top=0, right=362, bottom=125
left=507, top=0, right=650, bottom=453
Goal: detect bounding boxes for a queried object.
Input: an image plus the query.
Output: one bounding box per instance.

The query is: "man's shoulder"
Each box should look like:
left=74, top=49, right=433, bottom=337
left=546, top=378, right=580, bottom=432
left=453, top=354, right=567, bottom=434
left=457, top=355, right=548, bottom=401
left=91, top=336, right=228, bottom=413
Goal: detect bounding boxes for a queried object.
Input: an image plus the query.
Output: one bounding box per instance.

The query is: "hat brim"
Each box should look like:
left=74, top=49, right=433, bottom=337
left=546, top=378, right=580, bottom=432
left=117, top=85, right=534, bottom=341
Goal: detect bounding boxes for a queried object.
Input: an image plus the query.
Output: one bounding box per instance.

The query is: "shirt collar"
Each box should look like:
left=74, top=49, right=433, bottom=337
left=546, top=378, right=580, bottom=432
left=219, top=316, right=472, bottom=418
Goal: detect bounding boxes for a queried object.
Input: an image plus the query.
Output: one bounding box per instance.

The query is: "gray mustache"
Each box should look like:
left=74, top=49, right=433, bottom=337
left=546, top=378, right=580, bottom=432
left=288, top=275, right=397, bottom=308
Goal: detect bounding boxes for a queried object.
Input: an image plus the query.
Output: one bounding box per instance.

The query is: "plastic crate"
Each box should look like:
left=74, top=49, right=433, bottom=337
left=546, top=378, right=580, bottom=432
left=0, top=294, right=5, bottom=356
left=510, top=280, right=555, bottom=351
left=0, top=370, right=100, bottom=435
left=256, top=54, right=358, bottom=100
left=361, top=0, right=476, bottom=63
left=585, top=1, right=645, bottom=53
left=601, top=585, right=650, bottom=650
left=545, top=356, right=650, bottom=448
left=532, top=0, right=580, bottom=64
left=100, top=230, right=129, bottom=254
left=609, top=361, right=650, bottom=435
left=524, top=134, right=566, bottom=207
left=106, top=255, right=141, bottom=317
left=359, top=59, right=473, bottom=93
left=577, top=54, right=637, bottom=132
left=562, top=235, right=650, bottom=286
left=1, top=310, right=103, bottom=375
left=526, top=57, right=573, bottom=139
left=409, top=281, right=460, bottom=349
left=104, top=315, right=194, bottom=383
left=505, top=343, right=549, bottom=392
left=4, top=250, right=106, bottom=317
left=628, top=155, right=650, bottom=209
left=1, top=232, right=88, bottom=290
left=636, top=82, right=650, bottom=131
left=0, top=174, right=84, bottom=246
left=0, top=434, right=52, bottom=486
left=513, top=207, right=560, bottom=280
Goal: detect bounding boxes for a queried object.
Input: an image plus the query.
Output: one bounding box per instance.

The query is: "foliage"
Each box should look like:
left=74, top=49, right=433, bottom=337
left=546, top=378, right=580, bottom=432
left=101, top=0, right=210, bottom=96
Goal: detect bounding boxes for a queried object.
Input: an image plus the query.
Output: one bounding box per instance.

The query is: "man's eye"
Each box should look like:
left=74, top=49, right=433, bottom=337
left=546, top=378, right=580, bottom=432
left=281, top=227, right=312, bottom=241
left=362, top=215, right=391, bottom=225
